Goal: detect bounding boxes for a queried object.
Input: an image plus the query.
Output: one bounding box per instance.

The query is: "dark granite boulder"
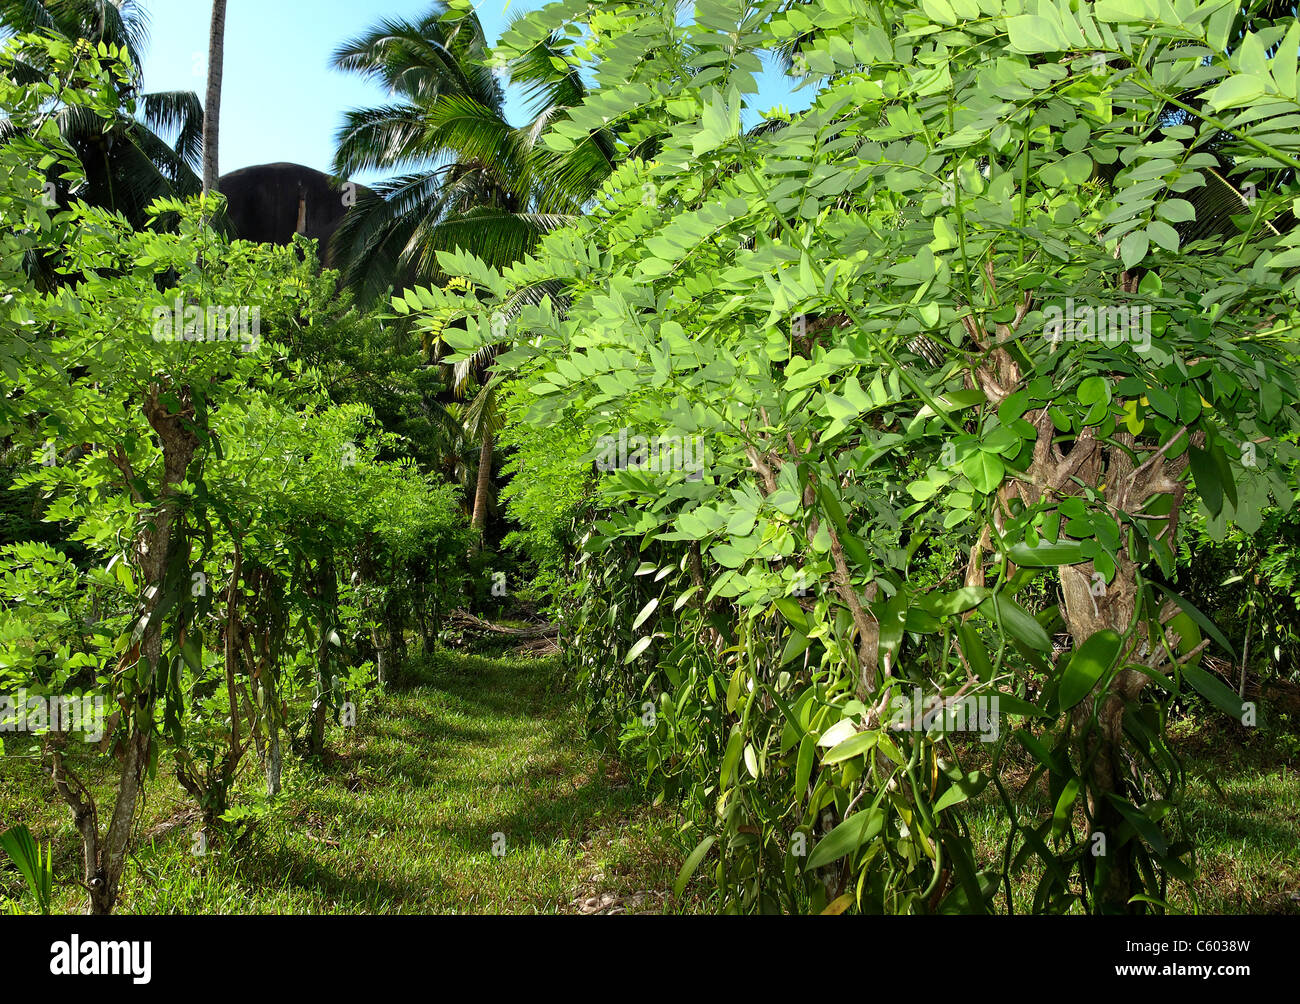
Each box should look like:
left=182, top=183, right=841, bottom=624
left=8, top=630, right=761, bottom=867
left=218, top=162, right=369, bottom=268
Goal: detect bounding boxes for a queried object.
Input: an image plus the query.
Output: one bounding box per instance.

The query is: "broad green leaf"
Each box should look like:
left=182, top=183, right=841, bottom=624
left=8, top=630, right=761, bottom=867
left=817, top=717, right=859, bottom=747
left=978, top=595, right=1052, bottom=652
left=934, top=771, right=988, bottom=813
left=673, top=835, right=715, bottom=896
left=1059, top=628, right=1123, bottom=709
left=1182, top=663, right=1246, bottom=719
left=1051, top=779, right=1080, bottom=839
left=822, top=729, right=879, bottom=765
left=1188, top=444, right=1223, bottom=517
left=1007, top=15, right=1063, bottom=53
left=720, top=729, right=744, bottom=786
left=961, top=451, right=1005, bottom=494
left=624, top=635, right=653, bottom=664
left=632, top=597, right=659, bottom=631
left=1105, top=795, right=1169, bottom=856
left=806, top=808, right=884, bottom=870
left=1008, top=539, right=1085, bottom=567
left=928, top=586, right=990, bottom=616
left=1206, top=74, right=1267, bottom=111
left=795, top=733, right=816, bottom=797
left=958, top=622, right=994, bottom=681
left=1152, top=584, right=1234, bottom=656
left=1120, top=230, right=1149, bottom=269
left=921, top=0, right=957, bottom=25
left=781, top=628, right=812, bottom=665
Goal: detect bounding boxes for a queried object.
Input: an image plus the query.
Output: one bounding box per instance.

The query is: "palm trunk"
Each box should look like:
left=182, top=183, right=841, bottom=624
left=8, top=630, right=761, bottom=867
left=471, top=429, right=494, bottom=534
left=202, top=1, right=228, bottom=194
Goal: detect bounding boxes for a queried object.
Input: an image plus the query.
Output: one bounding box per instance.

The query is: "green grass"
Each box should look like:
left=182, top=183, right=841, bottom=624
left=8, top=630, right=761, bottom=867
left=4, top=651, right=1296, bottom=914
left=961, top=715, right=1300, bottom=914
left=0, top=652, right=693, bottom=914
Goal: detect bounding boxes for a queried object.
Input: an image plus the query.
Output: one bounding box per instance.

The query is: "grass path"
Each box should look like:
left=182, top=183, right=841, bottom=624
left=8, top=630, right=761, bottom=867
left=4, top=649, right=1295, bottom=914
left=1, top=652, right=691, bottom=914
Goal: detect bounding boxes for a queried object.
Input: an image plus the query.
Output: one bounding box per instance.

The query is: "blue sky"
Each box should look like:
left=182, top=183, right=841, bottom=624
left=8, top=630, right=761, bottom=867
left=140, top=0, right=811, bottom=186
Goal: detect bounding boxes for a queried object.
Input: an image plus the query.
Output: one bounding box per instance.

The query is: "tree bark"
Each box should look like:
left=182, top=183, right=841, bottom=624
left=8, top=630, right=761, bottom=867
left=308, top=697, right=328, bottom=758
left=92, top=730, right=149, bottom=913
left=265, top=723, right=282, bottom=796
left=53, top=385, right=199, bottom=913
left=960, top=272, right=1201, bottom=913
left=471, top=429, right=493, bottom=534
left=307, top=554, right=338, bottom=758
left=202, top=0, right=228, bottom=194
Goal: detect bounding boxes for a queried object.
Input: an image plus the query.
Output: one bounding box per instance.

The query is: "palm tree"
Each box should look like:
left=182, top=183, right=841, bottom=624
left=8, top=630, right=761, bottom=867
left=452, top=355, right=502, bottom=535
left=423, top=395, right=497, bottom=531
left=202, top=0, right=226, bottom=194
left=330, top=1, right=620, bottom=538
left=416, top=277, right=502, bottom=536
left=329, top=1, right=612, bottom=302
left=0, top=0, right=203, bottom=225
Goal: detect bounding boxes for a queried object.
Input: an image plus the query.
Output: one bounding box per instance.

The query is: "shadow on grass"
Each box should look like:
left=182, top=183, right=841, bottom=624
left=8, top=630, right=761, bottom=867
left=224, top=837, right=448, bottom=911
left=3, top=649, right=675, bottom=914
left=154, top=649, right=663, bottom=911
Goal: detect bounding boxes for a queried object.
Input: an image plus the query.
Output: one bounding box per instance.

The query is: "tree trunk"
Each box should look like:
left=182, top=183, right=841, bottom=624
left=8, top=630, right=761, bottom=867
left=471, top=429, right=493, bottom=534
left=380, top=594, right=405, bottom=686
left=265, top=724, right=282, bottom=796
left=52, top=386, right=199, bottom=914
left=93, top=731, right=149, bottom=914
left=307, top=553, right=338, bottom=758
left=212, top=540, right=243, bottom=821
left=50, top=734, right=147, bottom=916
left=962, top=281, right=1196, bottom=914
left=308, top=697, right=328, bottom=758
left=417, top=590, right=436, bottom=653
left=202, top=0, right=228, bottom=194
left=259, top=644, right=283, bottom=796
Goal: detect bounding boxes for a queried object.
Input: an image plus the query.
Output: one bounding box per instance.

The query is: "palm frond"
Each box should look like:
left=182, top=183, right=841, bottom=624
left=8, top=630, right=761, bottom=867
left=526, top=120, right=618, bottom=211
left=504, top=20, right=588, bottom=119
left=141, top=89, right=202, bottom=172
left=0, top=0, right=58, bottom=35
left=331, top=171, right=447, bottom=301
left=332, top=102, right=432, bottom=176
left=330, top=2, right=501, bottom=111
left=419, top=94, right=529, bottom=183
left=329, top=1, right=610, bottom=298
left=461, top=379, right=503, bottom=440
left=125, top=118, right=199, bottom=195
left=37, top=0, right=150, bottom=68
left=403, top=205, right=573, bottom=278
